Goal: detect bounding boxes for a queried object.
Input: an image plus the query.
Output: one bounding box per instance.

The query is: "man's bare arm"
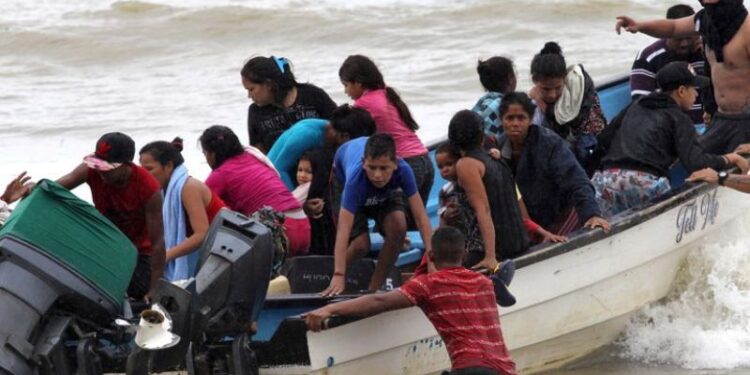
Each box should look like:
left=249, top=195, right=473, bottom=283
left=57, top=163, right=88, bottom=190
left=305, top=290, right=413, bottom=332
left=616, top=15, right=697, bottom=38
left=687, top=168, right=750, bottom=194
left=725, top=174, right=750, bottom=193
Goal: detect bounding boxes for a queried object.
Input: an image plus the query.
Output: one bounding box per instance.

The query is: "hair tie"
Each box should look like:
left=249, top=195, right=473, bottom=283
left=272, top=56, right=287, bottom=74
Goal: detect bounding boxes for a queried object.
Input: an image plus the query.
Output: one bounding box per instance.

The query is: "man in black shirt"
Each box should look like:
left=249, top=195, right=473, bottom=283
left=593, top=62, right=748, bottom=217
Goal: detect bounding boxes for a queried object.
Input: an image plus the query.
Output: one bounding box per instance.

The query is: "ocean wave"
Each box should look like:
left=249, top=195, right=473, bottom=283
left=109, top=0, right=176, bottom=14
left=619, top=219, right=750, bottom=369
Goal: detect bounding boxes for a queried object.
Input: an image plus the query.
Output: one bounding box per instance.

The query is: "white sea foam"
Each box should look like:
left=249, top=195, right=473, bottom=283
left=620, top=217, right=750, bottom=370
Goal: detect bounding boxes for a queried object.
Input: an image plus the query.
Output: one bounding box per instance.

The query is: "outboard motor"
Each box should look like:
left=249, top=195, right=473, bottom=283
left=0, top=180, right=137, bottom=375
left=187, top=209, right=274, bottom=375
left=0, top=181, right=273, bottom=375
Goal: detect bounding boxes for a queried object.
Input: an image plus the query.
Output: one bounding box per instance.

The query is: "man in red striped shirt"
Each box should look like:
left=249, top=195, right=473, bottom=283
left=305, top=226, right=516, bottom=375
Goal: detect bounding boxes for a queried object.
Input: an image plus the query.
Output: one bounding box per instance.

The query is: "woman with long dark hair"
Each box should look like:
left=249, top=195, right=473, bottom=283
left=200, top=125, right=311, bottom=256
left=338, top=55, right=434, bottom=211
left=529, top=42, right=606, bottom=174
left=241, top=56, right=337, bottom=153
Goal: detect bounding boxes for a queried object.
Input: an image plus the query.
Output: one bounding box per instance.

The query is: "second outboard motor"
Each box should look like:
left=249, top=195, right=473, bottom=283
left=195, top=209, right=273, bottom=336
left=187, top=209, right=274, bottom=375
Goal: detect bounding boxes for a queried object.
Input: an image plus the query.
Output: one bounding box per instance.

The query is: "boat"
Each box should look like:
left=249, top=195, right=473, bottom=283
left=1, top=74, right=742, bottom=375
left=250, top=74, right=750, bottom=374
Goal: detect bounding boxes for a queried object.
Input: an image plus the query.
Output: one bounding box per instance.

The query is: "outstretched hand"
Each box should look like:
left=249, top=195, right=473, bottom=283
left=304, top=306, right=333, bottom=332
left=488, top=148, right=501, bottom=160
left=2, top=172, right=32, bottom=204
left=303, top=198, right=325, bottom=219
left=736, top=157, right=750, bottom=175
left=686, top=168, right=719, bottom=184
left=321, top=274, right=345, bottom=297
left=615, top=16, right=639, bottom=34
left=734, top=143, right=750, bottom=155
left=471, top=257, right=499, bottom=274
left=584, top=216, right=611, bottom=233
left=538, top=228, right=568, bottom=243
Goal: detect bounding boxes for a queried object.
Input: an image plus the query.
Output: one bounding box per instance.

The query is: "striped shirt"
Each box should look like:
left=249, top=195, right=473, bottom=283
left=399, top=267, right=516, bottom=374
left=630, top=39, right=705, bottom=124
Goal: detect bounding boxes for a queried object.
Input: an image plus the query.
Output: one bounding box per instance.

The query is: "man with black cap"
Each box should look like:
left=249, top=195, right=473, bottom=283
left=57, top=132, right=165, bottom=300
left=616, top=0, right=750, bottom=153
left=593, top=61, right=749, bottom=217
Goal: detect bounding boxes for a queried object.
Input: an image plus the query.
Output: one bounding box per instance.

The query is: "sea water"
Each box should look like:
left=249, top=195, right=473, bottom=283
left=546, top=215, right=750, bottom=374
left=3, top=1, right=750, bottom=373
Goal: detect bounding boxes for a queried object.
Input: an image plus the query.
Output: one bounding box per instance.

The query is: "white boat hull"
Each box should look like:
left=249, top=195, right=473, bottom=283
left=260, top=185, right=750, bottom=375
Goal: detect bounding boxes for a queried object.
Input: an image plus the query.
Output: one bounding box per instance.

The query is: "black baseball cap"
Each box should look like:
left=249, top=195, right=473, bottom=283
left=83, top=132, right=135, bottom=171
left=656, top=61, right=710, bottom=92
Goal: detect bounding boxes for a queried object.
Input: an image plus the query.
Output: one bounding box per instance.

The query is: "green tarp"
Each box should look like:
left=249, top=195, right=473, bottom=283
left=0, top=179, right=136, bottom=305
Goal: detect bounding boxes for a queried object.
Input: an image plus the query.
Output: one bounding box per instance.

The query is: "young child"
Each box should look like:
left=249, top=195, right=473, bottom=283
left=435, top=143, right=462, bottom=225
left=472, top=56, right=517, bottom=145
left=339, top=55, right=434, bottom=214
left=295, top=148, right=336, bottom=256
left=322, top=134, right=433, bottom=296
left=306, top=226, right=517, bottom=375
left=292, top=153, right=313, bottom=206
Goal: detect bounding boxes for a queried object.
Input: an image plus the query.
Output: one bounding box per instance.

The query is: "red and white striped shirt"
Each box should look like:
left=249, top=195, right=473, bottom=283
left=398, top=267, right=516, bottom=374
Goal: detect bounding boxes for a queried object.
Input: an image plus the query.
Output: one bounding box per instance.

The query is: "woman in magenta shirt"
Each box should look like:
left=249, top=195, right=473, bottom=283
left=338, top=55, right=434, bottom=210
left=200, top=125, right=310, bottom=256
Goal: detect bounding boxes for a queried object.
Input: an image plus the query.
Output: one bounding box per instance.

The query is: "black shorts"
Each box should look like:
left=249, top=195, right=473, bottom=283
left=404, top=153, right=435, bottom=230
left=349, top=189, right=407, bottom=241
left=700, top=112, right=750, bottom=154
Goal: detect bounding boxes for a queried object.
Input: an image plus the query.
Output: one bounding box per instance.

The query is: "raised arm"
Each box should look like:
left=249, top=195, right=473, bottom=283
left=1, top=172, right=32, bottom=204
left=57, top=163, right=89, bottom=190
left=616, top=15, right=698, bottom=38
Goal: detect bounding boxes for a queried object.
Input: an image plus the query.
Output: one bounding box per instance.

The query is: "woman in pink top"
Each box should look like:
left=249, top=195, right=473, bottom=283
left=339, top=55, right=434, bottom=211
left=200, top=125, right=310, bottom=256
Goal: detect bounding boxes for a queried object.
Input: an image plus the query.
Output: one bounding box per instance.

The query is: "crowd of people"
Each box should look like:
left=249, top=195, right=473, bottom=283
left=2, top=2, right=749, bottom=374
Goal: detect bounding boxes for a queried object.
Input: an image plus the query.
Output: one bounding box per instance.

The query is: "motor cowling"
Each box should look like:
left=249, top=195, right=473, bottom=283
left=192, top=209, right=274, bottom=338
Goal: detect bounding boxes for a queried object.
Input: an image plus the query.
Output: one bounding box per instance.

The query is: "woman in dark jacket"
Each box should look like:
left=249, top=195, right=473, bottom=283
left=496, top=92, right=610, bottom=235
left=449, top=110, right=528, bottom=270
left=241, top=56, right=337, bottom=153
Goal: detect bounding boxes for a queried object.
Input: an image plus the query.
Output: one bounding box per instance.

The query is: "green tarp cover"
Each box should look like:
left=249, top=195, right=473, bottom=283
left=0, top=179, right=136, bottom=305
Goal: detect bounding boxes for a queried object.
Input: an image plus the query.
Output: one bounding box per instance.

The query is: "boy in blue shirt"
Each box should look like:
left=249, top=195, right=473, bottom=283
left=322, top=134, right=433, bottom=296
